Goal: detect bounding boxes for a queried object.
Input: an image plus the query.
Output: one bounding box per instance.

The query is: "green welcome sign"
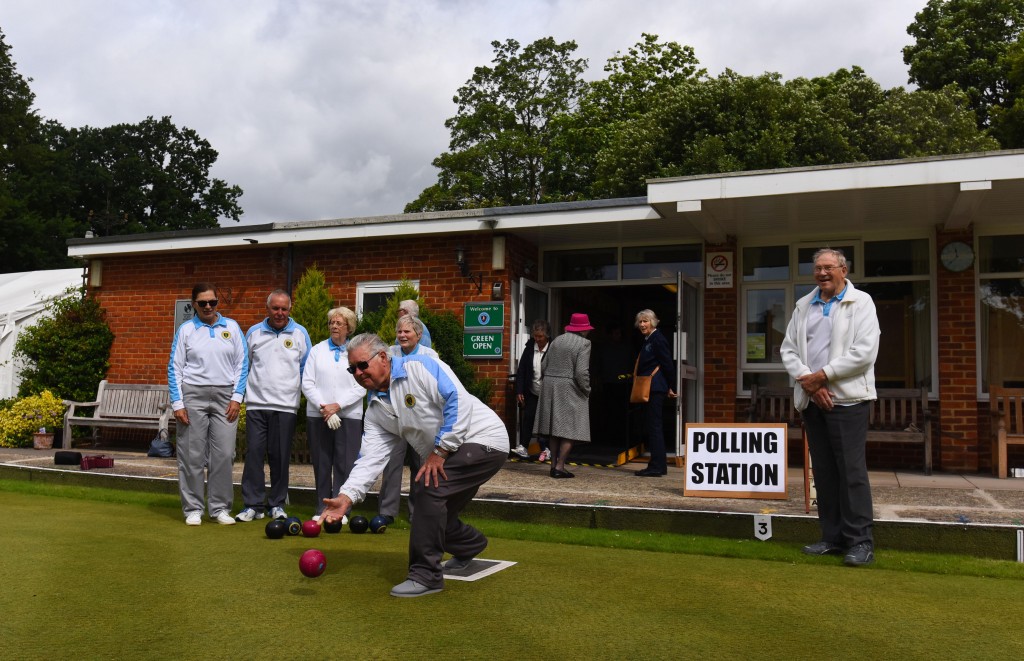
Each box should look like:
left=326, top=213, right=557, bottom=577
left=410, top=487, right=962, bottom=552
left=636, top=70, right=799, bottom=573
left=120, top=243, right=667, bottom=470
left=463, top=303, right=504, bottom=358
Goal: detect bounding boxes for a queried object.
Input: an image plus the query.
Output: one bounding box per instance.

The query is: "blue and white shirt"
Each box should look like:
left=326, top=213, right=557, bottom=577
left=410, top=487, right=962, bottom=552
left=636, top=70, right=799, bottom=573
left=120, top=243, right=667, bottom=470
left=338, top=353, right=508, bottom=504
left=244, top=318, right=312, bottom=413
left=168, top=313, right=249, bottom=411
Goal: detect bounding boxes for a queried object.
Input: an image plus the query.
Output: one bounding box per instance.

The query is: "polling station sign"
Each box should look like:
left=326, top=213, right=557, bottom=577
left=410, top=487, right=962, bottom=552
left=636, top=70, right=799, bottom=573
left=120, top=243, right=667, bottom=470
left=683, top=423, right=788, bottom=499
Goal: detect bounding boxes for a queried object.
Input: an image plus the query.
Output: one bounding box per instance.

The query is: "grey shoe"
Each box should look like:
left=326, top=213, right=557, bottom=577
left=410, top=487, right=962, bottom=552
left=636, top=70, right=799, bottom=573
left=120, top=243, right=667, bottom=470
left=235, top=507, right=264, bottom=522
left=843, top=542, right=875, bottom=567
left=390, top=579, right=442, bottom=598
left=510, top=445, right=529, bottom=458
left=442, top=556, right=474, bottom=571
left=801, top=541, right=843, bottom=556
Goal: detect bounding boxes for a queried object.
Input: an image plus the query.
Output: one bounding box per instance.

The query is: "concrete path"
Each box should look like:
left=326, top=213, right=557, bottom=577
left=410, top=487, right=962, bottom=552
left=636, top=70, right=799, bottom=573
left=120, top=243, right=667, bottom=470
left=3, top=446, right=1023, bottom=526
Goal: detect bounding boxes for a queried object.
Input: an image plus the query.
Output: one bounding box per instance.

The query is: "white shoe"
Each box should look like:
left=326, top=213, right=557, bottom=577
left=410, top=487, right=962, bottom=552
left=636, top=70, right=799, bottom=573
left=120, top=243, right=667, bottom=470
left=538, top=449, right=551, bottom=463
left=214, top=511, right=236, bottom=525
left=341, top=515, right=349, bottom=526
left=312, top=515, right=321, bottom=523
left=270, top=507, right=287, bottom=520
left=235, top=508, right=261, bottom=522
left=185, top=512, right=202, bottom=526
left=510, top=445, right=529, bottom=458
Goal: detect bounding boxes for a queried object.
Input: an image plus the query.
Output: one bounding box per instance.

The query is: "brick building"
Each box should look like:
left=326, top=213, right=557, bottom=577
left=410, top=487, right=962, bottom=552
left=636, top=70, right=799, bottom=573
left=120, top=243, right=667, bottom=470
left=68, top=151, right=1024, bottom=473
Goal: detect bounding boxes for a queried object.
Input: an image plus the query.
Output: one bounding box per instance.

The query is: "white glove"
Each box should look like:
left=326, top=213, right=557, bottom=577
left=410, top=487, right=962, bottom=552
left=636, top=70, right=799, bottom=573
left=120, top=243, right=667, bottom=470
left=327, top=413, right=341, bottom=430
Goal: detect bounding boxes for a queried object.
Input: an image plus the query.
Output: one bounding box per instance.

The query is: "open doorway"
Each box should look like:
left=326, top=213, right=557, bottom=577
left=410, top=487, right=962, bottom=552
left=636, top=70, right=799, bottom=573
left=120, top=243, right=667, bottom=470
left=553, top=284, right=679, bottom=465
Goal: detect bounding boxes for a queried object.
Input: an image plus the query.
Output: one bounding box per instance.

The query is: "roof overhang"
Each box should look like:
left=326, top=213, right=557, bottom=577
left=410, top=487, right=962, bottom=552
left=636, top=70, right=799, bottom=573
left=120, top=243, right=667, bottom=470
left=646, top=150, right=1024, bottom=244
left=66, top=150, right=1024, bottom=260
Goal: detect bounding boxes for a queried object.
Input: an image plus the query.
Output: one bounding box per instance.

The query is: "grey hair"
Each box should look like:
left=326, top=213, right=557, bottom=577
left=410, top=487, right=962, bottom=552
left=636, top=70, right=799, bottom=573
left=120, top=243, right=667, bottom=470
left=398, top=299, right=420, bottom=317
left=530, top=319, right=551, bottom=338
left=327, top=306, right=357, bottom=333
left=635, top=309, right=659, bottom=329
left=396, top=315, right=425, bottom=337
left=347, top=333, right=389, bottom=357
left=267, top=289, right=291, bottom=308
left=813, top=248, right=848, bottom=269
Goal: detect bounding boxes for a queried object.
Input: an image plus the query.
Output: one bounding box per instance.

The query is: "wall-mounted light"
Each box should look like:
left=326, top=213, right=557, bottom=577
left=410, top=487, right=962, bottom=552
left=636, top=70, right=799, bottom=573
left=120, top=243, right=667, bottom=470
left=455, top=246, right=483, bottom=294
left=89, top=260, right=103, bottom=288
left=492, top=235, right=506, bottom=270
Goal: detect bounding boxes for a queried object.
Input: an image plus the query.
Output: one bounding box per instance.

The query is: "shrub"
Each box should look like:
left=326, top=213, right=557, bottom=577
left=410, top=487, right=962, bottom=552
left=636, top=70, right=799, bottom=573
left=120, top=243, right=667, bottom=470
left=291, top=264, right=333, bottom=346
left=13, top=287, right=114, bottom=403
left=0, top=391, right=65, bottom=448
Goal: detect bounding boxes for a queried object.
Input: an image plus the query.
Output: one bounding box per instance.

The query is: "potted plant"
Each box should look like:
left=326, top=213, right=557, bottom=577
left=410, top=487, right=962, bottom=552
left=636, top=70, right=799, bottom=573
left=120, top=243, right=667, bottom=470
left=0, top=391, right=65, bottom=449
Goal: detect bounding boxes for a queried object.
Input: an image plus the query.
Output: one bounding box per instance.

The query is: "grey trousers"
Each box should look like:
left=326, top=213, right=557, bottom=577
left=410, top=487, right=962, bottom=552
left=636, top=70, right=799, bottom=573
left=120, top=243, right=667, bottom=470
left=406, top=443, right=506, bottom=589
left=307, top=416, right=361, bottom=516
left=378, top=442, right=422, bottom=519
left=803, top=401, right=874, bottom=548
left=241, top=409, right=296, bottom=512
left=176, top=384, right=238, bottom=517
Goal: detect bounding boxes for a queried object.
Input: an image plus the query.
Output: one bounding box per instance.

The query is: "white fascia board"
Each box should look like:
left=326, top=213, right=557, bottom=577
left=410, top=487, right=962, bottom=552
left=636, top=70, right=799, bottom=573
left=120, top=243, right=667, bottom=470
left=486, top=204, right=658, bottom=229
left=67, top=204, right=657, bottom=259
left=647, top=152, right=1024, bottom=204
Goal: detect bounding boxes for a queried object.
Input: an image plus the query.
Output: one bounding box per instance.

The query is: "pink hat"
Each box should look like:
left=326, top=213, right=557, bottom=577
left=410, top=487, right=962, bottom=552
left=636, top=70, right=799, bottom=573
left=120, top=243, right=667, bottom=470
left=565, top=313, right=594, bottom=332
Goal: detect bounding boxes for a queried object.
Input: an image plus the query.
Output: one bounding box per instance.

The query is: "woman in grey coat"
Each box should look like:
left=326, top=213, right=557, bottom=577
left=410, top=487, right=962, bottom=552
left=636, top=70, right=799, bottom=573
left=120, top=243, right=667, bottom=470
left=533, top=313, right=593, bottom=478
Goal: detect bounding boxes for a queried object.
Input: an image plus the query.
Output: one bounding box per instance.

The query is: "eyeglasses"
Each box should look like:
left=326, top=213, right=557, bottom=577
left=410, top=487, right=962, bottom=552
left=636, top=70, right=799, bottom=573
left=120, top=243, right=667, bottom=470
left=347, top=352, right=383, bottom=374
left=328, top=321, right=347, bottom=327
left=195, top=300, right=218, bottom=308
left=813, top=266, right=841, bottom=274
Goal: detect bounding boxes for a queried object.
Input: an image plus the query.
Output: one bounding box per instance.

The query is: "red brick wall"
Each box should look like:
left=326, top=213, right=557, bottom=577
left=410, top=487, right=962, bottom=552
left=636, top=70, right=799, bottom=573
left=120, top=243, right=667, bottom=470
left=935, top=230, right=980, bottom=472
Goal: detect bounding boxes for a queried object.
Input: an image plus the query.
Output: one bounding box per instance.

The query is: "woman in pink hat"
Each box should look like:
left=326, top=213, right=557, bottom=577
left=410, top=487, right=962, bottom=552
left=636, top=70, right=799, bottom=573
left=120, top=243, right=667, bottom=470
left=532, top=312, right=593, bottom=478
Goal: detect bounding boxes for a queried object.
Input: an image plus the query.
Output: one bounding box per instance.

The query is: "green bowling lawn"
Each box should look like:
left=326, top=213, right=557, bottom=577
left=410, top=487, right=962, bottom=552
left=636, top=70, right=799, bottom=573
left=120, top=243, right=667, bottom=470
left=2, top=479, right=1022, bottom=660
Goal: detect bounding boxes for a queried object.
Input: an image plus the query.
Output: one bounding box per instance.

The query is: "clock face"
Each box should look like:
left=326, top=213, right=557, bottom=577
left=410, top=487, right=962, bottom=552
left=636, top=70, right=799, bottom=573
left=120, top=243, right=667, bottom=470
left=941, top=241, right=974, bottom=272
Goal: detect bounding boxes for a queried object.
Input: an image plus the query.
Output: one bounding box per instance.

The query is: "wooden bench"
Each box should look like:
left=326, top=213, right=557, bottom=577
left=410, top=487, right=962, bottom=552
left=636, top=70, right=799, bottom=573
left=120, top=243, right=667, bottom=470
left=63, top=381, right=171, bottom=447
left=748, top=384, right=933, bottom=474
left=990, top=386, right=1024, bottom=479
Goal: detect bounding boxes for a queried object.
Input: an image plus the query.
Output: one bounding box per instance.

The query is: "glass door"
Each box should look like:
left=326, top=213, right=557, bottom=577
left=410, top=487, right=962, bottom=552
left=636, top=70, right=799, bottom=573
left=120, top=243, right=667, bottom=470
left=674, top=272, right=702, bottom=459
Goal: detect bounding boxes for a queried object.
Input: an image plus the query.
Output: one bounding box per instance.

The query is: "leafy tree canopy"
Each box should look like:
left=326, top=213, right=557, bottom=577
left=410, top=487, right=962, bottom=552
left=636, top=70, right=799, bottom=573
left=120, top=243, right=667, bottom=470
left=903, top=0, right=1024, bottom=129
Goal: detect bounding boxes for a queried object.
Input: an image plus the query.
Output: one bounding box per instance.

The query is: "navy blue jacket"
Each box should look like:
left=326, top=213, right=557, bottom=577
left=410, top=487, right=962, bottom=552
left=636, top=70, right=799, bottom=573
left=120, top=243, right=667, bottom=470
left=636, top=329, right=675, bottom=393
left=515, top=338, right=538, bottom=397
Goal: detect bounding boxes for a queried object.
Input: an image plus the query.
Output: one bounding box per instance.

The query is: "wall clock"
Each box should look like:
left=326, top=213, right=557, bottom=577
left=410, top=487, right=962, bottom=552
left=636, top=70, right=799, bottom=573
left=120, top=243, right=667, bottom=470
left=940, top=241, right=974, bottom=272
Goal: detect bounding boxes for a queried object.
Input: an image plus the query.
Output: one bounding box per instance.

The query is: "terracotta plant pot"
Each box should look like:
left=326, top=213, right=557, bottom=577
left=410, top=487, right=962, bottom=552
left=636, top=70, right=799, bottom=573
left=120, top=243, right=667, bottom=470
left=33, top=433, right=54, bottom=450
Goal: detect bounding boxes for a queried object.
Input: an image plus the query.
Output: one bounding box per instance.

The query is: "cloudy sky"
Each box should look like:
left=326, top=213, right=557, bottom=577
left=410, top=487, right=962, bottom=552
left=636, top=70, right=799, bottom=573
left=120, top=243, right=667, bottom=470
left=3, top=0, right=927, bottom=226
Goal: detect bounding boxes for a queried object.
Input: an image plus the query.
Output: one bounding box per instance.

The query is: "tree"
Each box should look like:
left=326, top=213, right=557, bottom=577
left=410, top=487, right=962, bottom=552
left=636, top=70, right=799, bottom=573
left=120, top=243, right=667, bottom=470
left=54, top=116, right=243, bottom=236
left=13, top=288, right=114, bottom=402
left=291, top=264, right=334, bottom=346
left=555, top=34, right=705, bottom=199
left=406, top=37, right=588, bottom=212
left=587, top=67, right=996, bottom=197
left=903, top=0, right=1024, bottom=128
left=990, top=34, right=1024, bottom=146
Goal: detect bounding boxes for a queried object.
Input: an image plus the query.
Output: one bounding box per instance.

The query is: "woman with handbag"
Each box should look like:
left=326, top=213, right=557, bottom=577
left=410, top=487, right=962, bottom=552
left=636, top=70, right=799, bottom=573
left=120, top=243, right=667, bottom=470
left=632, top=309, right=676, bottom=477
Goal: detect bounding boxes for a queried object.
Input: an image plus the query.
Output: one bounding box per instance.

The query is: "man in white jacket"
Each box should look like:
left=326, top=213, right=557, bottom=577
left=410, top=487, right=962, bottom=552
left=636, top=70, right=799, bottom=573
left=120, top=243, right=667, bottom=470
left=236, top=290, right=311, bottom=522
left=320, top=333, right=508, bottom=598
left=780, top=248, right=880, bottom=567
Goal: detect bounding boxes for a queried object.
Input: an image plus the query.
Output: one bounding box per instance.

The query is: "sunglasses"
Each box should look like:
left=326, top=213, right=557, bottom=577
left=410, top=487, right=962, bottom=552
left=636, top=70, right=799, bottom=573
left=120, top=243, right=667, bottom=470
left=195, top=300, right=218, bottom=308
left=347, top=352, right=383, bottom=374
